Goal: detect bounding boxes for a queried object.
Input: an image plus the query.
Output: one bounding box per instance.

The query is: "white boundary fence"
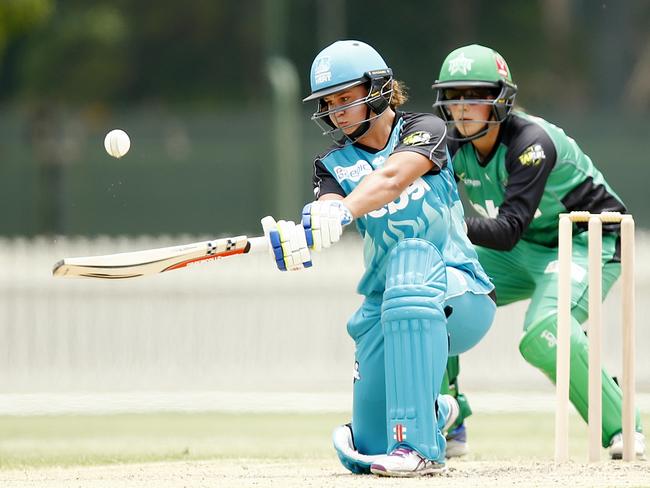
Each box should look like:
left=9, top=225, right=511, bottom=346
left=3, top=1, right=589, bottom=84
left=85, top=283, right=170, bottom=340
left=1, top=232, right=649, bottom=402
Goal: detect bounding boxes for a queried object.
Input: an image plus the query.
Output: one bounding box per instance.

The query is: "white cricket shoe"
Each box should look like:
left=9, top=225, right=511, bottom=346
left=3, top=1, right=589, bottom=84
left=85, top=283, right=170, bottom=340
left=608, top=431, right=646, bottom=460
left=445, top=423, right=469, bottom=458
left=370, top=447, right=446, bottom=477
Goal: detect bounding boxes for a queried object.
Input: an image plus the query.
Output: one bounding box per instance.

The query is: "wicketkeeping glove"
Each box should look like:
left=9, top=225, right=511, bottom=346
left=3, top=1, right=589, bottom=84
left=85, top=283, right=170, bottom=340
left=301, top=200, right=353, bottom=251
left=261, top=216, right=312, bottom=271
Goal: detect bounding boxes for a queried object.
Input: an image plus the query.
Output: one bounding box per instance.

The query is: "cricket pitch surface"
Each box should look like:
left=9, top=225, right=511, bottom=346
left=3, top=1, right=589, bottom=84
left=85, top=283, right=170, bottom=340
left=2, top=458, right=650, bottom=488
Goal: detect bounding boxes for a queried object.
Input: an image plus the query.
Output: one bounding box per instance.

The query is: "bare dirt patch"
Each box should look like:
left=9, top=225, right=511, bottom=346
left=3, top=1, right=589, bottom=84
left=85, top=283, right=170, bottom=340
left=2, top=458, right=649, bottom=488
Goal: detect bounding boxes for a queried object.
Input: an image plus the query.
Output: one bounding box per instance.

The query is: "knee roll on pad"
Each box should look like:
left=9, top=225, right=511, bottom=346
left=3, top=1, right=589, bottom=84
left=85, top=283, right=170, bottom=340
left=382, top=239, right=448, bottom=461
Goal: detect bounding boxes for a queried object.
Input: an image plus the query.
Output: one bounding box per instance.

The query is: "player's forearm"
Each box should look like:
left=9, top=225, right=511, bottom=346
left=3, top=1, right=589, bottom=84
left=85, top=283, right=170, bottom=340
left=466, top=215, right=525, bottom=251
left=342, top=170, right=407, bottom=218
left=341, top=152, right=432, bottom=219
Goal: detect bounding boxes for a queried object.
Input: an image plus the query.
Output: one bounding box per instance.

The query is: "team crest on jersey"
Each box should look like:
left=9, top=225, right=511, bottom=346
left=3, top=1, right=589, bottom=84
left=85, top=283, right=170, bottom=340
left=448, top=52, right=474, bottom=75
left=334, top=160, right=373, bottom=183
left=314, top=56, right=331, bottom=84
left=402, top=131, right=431, bottom=146
left=518, top=144, right=546, bottom=166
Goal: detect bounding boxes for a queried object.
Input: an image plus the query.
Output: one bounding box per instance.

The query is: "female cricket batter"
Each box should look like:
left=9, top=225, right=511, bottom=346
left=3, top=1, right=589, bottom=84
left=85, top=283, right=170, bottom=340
left=262, top=40, right=496, bottom=477
left=431, top=44, right=645, bottom=460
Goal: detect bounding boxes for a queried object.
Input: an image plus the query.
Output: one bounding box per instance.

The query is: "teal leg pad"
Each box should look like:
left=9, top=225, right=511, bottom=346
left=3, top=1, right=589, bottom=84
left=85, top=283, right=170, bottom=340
left=382, top=238, right=448, bottom=461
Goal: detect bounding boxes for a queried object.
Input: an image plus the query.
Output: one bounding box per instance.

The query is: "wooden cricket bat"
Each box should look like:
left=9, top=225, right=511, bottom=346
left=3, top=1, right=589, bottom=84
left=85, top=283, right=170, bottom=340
left=52, top=235, right=268, bottom=279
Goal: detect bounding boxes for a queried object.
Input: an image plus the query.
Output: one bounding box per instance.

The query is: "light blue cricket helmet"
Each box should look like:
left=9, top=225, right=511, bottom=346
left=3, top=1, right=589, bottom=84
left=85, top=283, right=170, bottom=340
left=303, top=40, right=394, bottom=144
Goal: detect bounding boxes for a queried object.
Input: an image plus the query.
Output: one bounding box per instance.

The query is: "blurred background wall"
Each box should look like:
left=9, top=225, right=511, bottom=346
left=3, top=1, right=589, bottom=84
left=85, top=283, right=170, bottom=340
left=0, top=0, right=649, bottom=236
left=0, top=0, right=649, bottom=406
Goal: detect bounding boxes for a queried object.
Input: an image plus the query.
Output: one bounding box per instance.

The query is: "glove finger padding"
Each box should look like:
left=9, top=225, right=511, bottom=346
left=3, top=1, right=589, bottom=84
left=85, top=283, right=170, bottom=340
left=302, top=200, right=352, bottom=251
left=261, top=216, right=312, bottom=271
left=315, top=203, right=333, bottom=248
left=326, top=205, right=343, bottom=244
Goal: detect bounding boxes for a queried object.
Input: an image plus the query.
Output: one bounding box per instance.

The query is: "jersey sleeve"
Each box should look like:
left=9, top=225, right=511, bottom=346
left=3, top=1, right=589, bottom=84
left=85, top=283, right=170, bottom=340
left=466, top=128, right=557, bottom=250
left=312, top=158, right=346, bottom=199
left=391, top=113, right=448, bottom=173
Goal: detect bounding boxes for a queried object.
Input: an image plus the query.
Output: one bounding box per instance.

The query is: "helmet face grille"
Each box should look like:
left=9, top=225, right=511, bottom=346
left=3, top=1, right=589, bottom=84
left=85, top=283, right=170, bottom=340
left=431, top=45, right=518, bottom=141
left=310, top=75, right=394, bottom=146
left=304, top=41, right=395, bottom=145
left=431, top=81, right=517, bottom=142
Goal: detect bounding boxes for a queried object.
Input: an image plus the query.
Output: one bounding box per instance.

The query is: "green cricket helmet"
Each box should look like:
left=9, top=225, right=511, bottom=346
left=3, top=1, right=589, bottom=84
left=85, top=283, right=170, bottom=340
left=432, top=44, right=517, bottom=141
left=304, top=40, right=393, bottom=146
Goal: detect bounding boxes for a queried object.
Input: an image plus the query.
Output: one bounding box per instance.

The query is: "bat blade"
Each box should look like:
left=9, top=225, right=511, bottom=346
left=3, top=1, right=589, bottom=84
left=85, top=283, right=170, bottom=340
left=53, top=235, right=268, bottom=279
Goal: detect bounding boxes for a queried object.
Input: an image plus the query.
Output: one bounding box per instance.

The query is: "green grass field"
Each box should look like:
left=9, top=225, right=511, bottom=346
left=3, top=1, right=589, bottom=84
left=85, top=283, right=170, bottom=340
left=2, top=411, right=647, bottom=469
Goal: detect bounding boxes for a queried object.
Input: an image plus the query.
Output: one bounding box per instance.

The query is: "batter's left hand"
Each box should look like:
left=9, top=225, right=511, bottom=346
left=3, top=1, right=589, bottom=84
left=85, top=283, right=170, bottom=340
left=261, top=216, right=312, bottom=271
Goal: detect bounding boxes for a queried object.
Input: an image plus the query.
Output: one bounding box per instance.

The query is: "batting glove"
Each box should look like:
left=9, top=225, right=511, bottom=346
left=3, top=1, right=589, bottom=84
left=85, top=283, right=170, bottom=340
left=261, top=216, right=312, bottom=271
left=301, top=200, right=353, bottom=251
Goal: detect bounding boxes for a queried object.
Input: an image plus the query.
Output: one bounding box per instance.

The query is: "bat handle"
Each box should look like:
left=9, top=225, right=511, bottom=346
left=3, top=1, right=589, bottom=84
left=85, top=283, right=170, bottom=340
left=248, top=236, right=269, bottom=253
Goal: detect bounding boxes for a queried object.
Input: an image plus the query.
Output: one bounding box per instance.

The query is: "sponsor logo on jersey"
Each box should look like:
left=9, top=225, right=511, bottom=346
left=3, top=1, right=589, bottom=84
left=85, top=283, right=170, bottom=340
left=462, top=177, right=481, bottom=187
left=314, top=56, right=332, bottom=84
left=372, top=155, right=386, bottom=168
left=333, top=160, right=373, bottom=183
left=518, top=144, right=546, bottom=166
left=367, top=178, right=431, bottom=218
left=402, top=131, right=431, bottom=146
left=448, top=52, right=474, bottom=76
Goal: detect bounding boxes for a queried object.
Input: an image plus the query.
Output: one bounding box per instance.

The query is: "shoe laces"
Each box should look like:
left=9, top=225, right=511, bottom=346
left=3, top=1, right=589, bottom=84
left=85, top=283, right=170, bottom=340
left=391, top=447, right=415, bottom=458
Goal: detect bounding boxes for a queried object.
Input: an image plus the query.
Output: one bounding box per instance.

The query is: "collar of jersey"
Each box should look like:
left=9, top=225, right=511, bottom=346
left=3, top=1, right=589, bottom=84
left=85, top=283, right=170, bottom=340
left=349, top=110, right=403, bottom=155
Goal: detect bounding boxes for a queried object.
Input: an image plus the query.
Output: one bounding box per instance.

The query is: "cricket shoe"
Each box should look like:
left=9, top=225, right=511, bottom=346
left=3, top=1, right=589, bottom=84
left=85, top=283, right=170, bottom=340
left=445, top=423, right=469, bottom=458
left=608, top=431, right=646, bottom=460
left=439, top=394, right=468, bottom=458
left=370, top=446, right=446, bottom=477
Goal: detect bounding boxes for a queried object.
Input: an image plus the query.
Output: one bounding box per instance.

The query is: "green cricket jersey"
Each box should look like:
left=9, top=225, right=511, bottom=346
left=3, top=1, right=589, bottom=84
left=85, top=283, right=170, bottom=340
left=449, top=111, right=626, bottom=249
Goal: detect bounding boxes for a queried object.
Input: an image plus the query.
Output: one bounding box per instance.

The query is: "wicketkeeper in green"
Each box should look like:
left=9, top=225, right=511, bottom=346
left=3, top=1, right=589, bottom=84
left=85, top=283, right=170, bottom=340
left=430, top=44, right=645, bottom=460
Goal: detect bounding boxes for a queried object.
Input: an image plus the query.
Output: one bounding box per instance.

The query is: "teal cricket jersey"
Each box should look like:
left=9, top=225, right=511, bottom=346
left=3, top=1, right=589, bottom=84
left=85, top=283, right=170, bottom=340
left=312, top=111, right=493, bottom=297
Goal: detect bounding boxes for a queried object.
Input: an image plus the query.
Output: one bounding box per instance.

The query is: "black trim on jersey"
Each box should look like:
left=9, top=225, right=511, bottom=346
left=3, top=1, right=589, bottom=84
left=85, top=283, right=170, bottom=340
left=311, top=111, right=448, bottom=197
left=561, top=177, right=626, bottom=234
left=611, top=236, right=622, bottom=264
left=313, top=158, right=346, bottom=198
left=466, top=115, right=557, bottom=250
left=350, top=109, right=403, bottom=154
left=448, top=125, right=501, bottom=166
left=391, top=112, right=448, bottom=173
